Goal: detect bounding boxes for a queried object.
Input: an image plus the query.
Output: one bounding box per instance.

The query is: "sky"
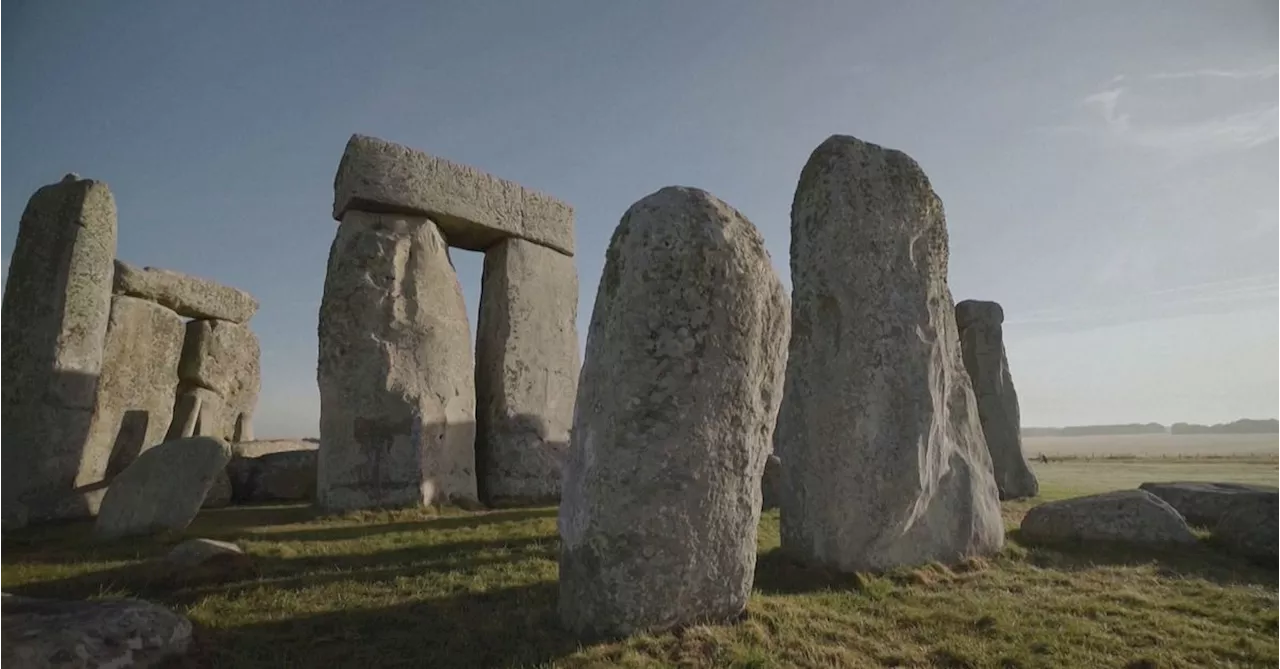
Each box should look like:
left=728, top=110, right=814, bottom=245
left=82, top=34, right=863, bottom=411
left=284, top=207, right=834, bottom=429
left=3, top=1, right=1277, bottom=437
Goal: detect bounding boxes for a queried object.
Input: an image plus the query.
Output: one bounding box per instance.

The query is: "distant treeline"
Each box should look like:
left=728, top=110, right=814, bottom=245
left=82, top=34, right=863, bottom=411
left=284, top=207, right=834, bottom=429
left=1022, top=419, right=1279, bottom=438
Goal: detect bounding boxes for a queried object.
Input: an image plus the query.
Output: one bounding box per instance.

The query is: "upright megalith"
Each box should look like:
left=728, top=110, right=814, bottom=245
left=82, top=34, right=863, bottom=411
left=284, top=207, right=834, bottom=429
left=172, top=318, right=261, bottom=442
left=1, top=174, right=117, bottom=511
left=559, top=187, right=789, bottom=637
left=317, top=211, right=478, bottom=511
left=475, top=238, right=579, bottom=506
left=955, top=300, right=1038, bottom=500
left=83, top=295, right=186, bottom=482
left=776, top=135, right=1004, bottom=572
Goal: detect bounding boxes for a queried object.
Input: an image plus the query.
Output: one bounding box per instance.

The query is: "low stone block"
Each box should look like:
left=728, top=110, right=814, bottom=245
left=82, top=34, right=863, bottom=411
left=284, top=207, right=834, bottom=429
left=1, top=595, right=191, bottom=669
left=333, top=134, right=575, bottom=255
left=1020, top=490, right=1197, bottom=547
left=1139, top=481, right=1278, bottom=527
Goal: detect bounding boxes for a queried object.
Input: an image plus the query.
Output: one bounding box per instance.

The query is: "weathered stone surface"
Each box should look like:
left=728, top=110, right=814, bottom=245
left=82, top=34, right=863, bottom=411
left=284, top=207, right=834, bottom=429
left=231, top=438, right=318, bottom=459
left=163, top=538, right=248, bottom=570
left=20, top=484, right=109, bottom=525
left=165, top=385, right=252, bottom=443
left=1212, top=491, right=1278, bottom=563
left=202, top=469, right=232, bottom=508
left=113, top=260, right=258, bottom=323
left=1, top=595, right=191, bottom=669
left=94, top=437, right=232, bottom=540
left=475, top=238, right=579, bottom=506
left=1138, top=481, right=1277, bottom=527
left=559, top=186, right=789, bottom=637
left=317, top=211, right=477, bottom=511
left=227, top=450, right=317, bottom=503
left=2, top=175, right=117, bottom=511
left=776, top=135, right=1004, bottom=572
left=761, top=455, right=782, bottom=511
left=178, top=319, right=261, bottom=398
left=955, top=300, right=1038, bottom=500
left=80, top=296, right=186, bottom=485
left=1020, top=490, right=1197, bottom=546
left=333, top=134, right=575, bottom=255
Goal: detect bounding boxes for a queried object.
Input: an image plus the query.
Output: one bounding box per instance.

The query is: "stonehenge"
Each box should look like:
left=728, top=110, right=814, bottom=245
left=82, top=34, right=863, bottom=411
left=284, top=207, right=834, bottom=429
left=774, top=135, right=1005, bottom=572
left=1, top=176, right=262, bottom=525
left=318, top=134, right=580, bottom=511
left=955, top=299, right=1039, bottom=500
left=558, top=187, right=789, bottom=637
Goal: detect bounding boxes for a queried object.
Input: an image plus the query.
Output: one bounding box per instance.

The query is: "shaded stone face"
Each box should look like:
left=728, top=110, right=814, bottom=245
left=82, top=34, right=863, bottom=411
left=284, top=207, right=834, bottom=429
left=776, top=135, right=1004, bottom=573
left=173, top=318, right=261, bottom=443
left=558, top=186, right=789, bottom=638
left=1, top=175, right=117, bottom=509
left=955, top=299, right=1039, bottom=500
left=93, top=436, right=232, bottom=540
left=82, top=295, right=187, bottom=485
left=113, top=260, right=259, bottom=323
left=316, top=211, right=477, bottom=512
left=475, top=238, right=579, bottom=506
left=333, top=134, right=575, bottom=255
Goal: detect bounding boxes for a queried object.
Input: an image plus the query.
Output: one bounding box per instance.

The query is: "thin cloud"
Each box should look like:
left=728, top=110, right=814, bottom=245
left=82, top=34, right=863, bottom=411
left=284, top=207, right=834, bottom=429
left=1150, top=64, right=1279, bottom=81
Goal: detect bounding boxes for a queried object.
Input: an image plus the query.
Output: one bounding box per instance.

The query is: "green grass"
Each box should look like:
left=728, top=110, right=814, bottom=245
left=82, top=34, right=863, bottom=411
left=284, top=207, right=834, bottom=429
left=3, top=458, right=1277, bottom=668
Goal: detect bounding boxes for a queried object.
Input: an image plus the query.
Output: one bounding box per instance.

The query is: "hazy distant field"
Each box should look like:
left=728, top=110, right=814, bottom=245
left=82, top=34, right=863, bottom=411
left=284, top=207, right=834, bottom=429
left=1023, top=432, right=1279, bottom=459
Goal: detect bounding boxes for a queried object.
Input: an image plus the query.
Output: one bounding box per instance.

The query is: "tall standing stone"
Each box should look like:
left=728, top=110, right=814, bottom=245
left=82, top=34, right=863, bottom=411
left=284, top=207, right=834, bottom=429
left=317, top=211, right=478, bottom=511
left=82, top=295, right=186, bottom=483
left=174, top=318, right=261, bottom=442
left=955, top=300, right=1038, bottom=500
left=475, top=238, right=579, bottom=506
left=559, top=187, right=789, bottom=638
left=1, top=175, right=117, bottom=510
left=776, top=135, right=1004, bottom=572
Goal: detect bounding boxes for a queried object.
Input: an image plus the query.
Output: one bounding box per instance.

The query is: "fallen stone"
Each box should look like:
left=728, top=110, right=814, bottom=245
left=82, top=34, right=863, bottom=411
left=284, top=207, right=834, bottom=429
left=94, top=437, right=232, bottom=540
left=475, top=237, right=579, bottom=506
left=227, top=450, right=317, bottom=503
left=1020, top=490, right=1197, bottom=546
left=317, top=211, right=477, bottom=511
left=761, top=455, right=782, bottom=511
left=776, top=135, right=1004, bottom=572
left=2, top=175, right=117, bottom=513
left=1212, top=491, right=1278, bottom=563
left=1138, top=481, right=1278, bottom=527
left=231, top=438, right=317, bottom=459
left=202, top=468, right=232, bottom=508
left=162, top=538, right=250, bottom=576
left=333, top=134, right=575, bottom=255
left=113, top=260, right=258, bottom=323
left=1, top=595, right=191, bottom=668
left=559, top=186, right=789, bottom=638
left=955, top=300, right=1039, bottom=500
left=81, top=296, right=186, bottom=485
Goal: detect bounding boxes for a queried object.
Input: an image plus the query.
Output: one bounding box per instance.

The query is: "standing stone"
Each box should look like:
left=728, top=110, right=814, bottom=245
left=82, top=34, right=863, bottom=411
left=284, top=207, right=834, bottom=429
left=165, top=386, right=228, bottom=441
left=176, top=318, right=261, bottom=442
left=776, top=135, right=1004, bottom=573
left=559, top=187, right=789, bottom=637
left=475, top=238, right=579, bottom=506
left=317, top=211, right=477, bottom=512
left=82, top=296, right=186, bottom=484
left=93, top=437, right=232, bottom=540
left=955, top=300, right=1038, bottom=500
left=1, top=175, right=117, bottom=511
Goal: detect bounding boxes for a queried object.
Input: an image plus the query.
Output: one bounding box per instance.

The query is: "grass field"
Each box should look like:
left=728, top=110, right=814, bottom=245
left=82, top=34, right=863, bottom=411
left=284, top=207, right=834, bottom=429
left=1023, top=433, right=1278, bottom=459
left=3, top=452, right=1277, bottom=668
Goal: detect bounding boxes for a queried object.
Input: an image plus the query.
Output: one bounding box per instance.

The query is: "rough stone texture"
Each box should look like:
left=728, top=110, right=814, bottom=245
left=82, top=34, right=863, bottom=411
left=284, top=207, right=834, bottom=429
left=94, top=437, right=232, bottom=540
left=317, top=211, right=477, bottom=511
left=1, top=595, right=191, bottom=669
left=202, top=469, right=232, bottom=508
left=955, top=300, right=1039, bottom=500
left=174, top=318, right=261, bottom=443
left=163, top=538, right=248, bottom=571
left=761, top=455, right=782, bottom=511
left=333, top=134, right=575, bottom=255
left=1138, top=481, right=1278, bottom=527
left=559, top=186, right=789, bottom=638
left=112, top=260, right=258, bottom=323
left=227, top=450, right=317, bottom=503
left=1212, top=491, right=1278, bottom=563
left=81, top=296, right=186, bottom=486
left=2, top=175, right=117, bottom=513
left=231, top=438, right=318, bottom=459
left=166, top=386, right=243, bottom=442
left=776, top=135, right=1004, bottom=572
left=1020, top=490, right=1197, bottom=546
left=475, top=238, right=579, bottom=506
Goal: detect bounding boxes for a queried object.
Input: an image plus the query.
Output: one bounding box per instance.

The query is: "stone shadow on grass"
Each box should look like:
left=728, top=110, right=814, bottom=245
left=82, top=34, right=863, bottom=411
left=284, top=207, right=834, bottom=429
left=252, top=507, right=559, bottom=543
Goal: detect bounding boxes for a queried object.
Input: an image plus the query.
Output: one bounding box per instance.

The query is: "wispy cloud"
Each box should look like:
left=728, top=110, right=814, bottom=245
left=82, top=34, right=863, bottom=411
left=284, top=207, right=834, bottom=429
left=1150, top=64, right=1279, bottom=81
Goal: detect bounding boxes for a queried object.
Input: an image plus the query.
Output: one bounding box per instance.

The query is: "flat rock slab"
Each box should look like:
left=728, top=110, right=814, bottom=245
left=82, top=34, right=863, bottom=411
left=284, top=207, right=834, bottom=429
left=94, top=437, right=232, bottom=540
left=1020, top=490, right=1197, bottom=546
left=1139, top=481, right=1278, bottom=527
left=475, top=238, right=579, bottom=506
left=559, top=186, right=789, bottom=638
left=1212, top=491, right=1278, bottom=564
left=776, top=135, right=1004, bottom=572
left=113, top=260, right=258, bottom=323
left=162, top=538, right=251, bottom=582
left=333, top=134, right=575, bottom=255
left=2, top=595, right=191, bottom=668
left=2, top=175, right=117, bottom=510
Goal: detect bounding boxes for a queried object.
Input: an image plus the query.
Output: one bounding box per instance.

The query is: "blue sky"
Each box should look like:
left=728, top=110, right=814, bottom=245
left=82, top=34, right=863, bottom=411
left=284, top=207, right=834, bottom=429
left=4, top=1, right=1276, bottom=437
